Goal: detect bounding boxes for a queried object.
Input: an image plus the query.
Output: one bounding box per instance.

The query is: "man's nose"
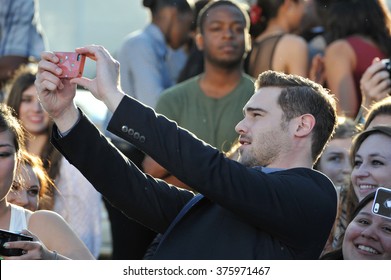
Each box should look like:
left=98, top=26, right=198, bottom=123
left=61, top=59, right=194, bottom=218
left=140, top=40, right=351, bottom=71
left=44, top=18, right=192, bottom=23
left=235, top=118, right=247, bottom=134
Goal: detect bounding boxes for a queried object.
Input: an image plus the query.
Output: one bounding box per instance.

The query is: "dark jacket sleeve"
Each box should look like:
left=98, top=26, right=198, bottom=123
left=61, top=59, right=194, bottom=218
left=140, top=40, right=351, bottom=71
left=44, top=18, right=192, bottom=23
left=51, top=109, right=194, bottom=234
left=108, top=96, right=338, bottom=247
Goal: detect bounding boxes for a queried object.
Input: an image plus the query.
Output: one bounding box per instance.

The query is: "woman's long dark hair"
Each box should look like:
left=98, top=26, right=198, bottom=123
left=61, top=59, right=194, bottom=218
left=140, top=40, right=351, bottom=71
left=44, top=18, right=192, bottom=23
left=325, top=0, right=391, bottom=56
left=250, top=0, right=284, bottom=38
left=6, top=65, right=62, bottom=191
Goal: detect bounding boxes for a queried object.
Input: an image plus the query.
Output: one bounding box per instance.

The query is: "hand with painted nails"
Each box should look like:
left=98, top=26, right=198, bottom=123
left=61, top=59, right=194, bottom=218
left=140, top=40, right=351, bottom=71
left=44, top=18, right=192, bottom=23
left=1, top=230, right=69, bottom=260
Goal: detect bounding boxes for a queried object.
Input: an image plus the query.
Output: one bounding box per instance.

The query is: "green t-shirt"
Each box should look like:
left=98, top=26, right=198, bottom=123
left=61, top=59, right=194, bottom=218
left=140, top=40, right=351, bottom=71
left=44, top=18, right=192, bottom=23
left=156, top=74, right=254, bottom=152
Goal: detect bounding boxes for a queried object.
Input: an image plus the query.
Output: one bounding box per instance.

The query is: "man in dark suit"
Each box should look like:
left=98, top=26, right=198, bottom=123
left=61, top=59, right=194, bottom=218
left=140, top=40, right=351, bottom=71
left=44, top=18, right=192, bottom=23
left=35, top=7, right=338, bottom=260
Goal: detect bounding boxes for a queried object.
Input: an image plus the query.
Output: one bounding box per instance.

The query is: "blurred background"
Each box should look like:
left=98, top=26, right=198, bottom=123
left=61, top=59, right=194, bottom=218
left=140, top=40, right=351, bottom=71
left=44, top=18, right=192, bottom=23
left=39, top=0, right=148, bottom=78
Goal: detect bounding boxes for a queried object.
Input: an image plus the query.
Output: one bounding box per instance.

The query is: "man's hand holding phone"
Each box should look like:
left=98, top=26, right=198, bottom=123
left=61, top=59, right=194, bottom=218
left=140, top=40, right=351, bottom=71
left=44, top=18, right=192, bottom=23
left=36, top=45, right=125, bottom=131
left=35, top=51, right=81, bottom=132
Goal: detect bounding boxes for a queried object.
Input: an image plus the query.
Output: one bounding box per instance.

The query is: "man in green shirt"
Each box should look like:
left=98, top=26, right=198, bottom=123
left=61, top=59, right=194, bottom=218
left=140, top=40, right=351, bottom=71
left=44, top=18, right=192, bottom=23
left=142, top=0, right=254, bottom=188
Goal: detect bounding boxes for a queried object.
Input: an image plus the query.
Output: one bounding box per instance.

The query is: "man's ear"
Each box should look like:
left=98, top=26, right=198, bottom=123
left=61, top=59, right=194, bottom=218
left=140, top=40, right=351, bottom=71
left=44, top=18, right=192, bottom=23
left=295, top=114, right=315, bottom=137
left=195, top=32, right=204, bottom=51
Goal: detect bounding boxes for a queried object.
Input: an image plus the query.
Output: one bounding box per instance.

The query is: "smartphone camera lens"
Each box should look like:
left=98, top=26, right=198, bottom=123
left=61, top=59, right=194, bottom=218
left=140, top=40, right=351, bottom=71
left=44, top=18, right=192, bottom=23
left=373, top=203, right=380, bottom=213
left=381, top=58, right=391, bottom=77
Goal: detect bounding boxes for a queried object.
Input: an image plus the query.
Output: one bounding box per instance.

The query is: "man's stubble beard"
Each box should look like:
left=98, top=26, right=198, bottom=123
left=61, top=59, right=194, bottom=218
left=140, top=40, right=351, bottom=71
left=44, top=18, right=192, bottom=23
left=238, top=123, right=288, bottom=168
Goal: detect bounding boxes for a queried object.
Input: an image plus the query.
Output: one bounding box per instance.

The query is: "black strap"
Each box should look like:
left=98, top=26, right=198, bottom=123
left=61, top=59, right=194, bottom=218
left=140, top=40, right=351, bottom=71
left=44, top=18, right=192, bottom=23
left=156, top=194, right=203, bottom=251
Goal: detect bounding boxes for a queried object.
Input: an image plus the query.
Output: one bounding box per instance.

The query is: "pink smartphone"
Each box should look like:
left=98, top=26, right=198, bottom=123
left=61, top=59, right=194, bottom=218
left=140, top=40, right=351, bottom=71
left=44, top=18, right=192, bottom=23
left=54, top=51, right=86, bottom=78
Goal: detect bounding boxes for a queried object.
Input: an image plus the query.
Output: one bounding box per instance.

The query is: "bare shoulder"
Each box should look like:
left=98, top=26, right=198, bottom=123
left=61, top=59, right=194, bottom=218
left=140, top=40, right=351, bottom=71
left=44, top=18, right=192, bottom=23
left=28, top=210, right=78, bottom=246
left=325, top=39, right=353, bottom=57
left=279, top=34, right=308, bottom=49
left=30, top=209, right=64, bottom=219
left=274, top=34, right=308, bottom=76
left=276, top=34, right=308, bottom=58
left=28, top=210, right=66, bottom=228
left=28, top=210, right=94, bottom=259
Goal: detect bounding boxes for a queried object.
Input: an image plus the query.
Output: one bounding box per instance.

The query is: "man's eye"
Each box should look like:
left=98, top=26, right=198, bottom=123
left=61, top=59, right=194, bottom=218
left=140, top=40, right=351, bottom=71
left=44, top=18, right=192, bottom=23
left=209, top=25, right=222, bottom=32
left=253, top=112, right=264, bottom=118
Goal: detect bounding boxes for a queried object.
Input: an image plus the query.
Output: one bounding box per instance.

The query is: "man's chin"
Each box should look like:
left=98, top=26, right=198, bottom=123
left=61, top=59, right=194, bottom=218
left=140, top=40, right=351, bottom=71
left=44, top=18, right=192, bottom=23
left=237, top=155, right=246, bottom=166
left=238, top=156, right=256, bottom=167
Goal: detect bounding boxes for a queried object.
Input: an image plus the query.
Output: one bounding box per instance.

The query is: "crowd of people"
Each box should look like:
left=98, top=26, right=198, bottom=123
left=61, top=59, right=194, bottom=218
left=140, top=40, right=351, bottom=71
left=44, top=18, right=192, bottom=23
left=1, top=0, right=391, bottom=260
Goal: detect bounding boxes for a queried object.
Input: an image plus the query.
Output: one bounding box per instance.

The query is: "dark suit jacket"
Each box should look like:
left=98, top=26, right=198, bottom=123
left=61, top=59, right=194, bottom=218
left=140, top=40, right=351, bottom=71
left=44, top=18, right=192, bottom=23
left=52, top=95, right=338, bottom=259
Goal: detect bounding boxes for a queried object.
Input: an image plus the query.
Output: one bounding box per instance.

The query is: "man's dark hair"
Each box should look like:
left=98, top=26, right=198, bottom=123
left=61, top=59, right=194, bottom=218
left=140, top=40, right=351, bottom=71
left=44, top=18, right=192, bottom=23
left=143, top=0, right=193, bottom=14
left=197, top=0, right=250, bottom=34
left=256, top=70, right=337, bottom=163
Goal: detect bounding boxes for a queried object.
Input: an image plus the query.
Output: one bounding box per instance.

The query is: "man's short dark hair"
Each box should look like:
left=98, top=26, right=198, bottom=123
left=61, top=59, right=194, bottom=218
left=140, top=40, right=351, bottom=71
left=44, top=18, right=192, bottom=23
left=143, top=0, right=193, bottom=14
left=197, top=0, right=250, bottom=34
left=256, top=70, right=337, bottom=163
